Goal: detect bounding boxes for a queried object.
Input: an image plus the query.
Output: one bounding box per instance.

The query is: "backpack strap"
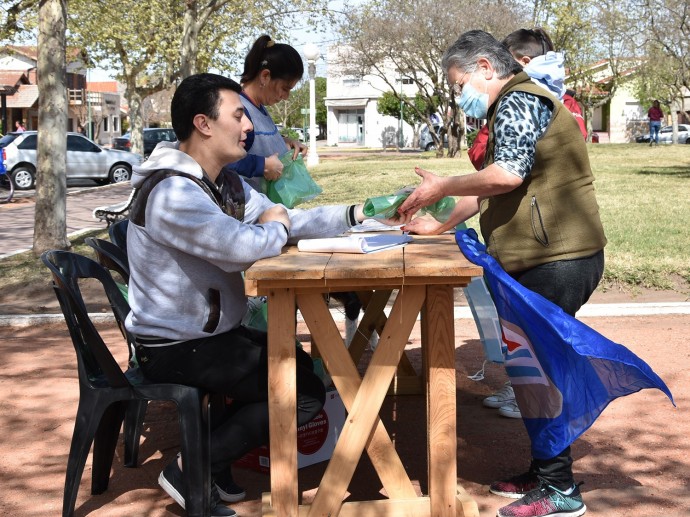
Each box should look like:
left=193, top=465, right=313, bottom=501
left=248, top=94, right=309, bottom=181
left=218, top=166, right=246, bottom=222
left=130, top=169, right=245, bottom=227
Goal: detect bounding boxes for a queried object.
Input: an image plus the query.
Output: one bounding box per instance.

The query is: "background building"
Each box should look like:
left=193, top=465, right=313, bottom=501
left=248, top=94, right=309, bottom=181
left=325, top=45, right=416, bottom=148
left=0, top=45, right=124, bottom=145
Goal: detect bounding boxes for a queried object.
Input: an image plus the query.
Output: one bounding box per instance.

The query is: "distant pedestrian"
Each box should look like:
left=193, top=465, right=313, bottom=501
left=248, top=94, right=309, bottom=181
left=15, top=120, right=25, bottom=133
left=648, top=100, right=663, bottom=146
left=77, top=124, right=86, bottom=135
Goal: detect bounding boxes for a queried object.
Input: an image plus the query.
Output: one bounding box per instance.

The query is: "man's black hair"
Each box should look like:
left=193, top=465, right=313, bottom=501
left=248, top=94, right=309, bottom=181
left=171, top=73, right=242, bottom=141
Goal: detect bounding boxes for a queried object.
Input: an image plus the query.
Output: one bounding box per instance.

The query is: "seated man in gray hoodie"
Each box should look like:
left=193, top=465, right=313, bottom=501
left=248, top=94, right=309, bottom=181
left=125, top=73, right=406, bottom=516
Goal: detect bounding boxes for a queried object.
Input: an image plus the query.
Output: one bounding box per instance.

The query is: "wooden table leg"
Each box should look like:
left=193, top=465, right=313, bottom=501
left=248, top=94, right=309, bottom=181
left=422, top=285, right=462, bottom=516
left=267, top=288, right=298, bottom=517
left=350, top=290, right=422, bottom=396
left=298, top=292, right=418, bottom=501
left=347, top=290, right=391, bottom=364
left=307, top=285, right=427, bottom=516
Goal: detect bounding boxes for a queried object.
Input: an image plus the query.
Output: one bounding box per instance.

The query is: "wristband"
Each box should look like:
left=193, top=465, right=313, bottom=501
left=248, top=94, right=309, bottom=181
left=348, top=205, right=358, bottom=226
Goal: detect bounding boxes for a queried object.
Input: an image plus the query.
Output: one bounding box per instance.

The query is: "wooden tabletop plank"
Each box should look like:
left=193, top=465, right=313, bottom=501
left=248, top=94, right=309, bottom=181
left=324, top=247, right=405, bottom=280
left=245, top=245, right=331, bottom=282
left=403, top=234, right=483, bottom=280
left=246, top=233, right=481, bottom=289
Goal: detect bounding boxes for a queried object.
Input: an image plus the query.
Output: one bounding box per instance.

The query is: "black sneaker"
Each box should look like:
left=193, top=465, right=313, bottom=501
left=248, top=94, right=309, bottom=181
left=158, top=457, right=237, bottom=517
left=214, top=468, right=247, bottom=503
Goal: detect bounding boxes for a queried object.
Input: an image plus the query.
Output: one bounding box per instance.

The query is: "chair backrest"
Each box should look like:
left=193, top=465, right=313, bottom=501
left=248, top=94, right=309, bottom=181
left=108, top=218, right=129, bottom=256
left=41, top=250, right=132, bottom=389
left=85, top=236, right=130, bottom=285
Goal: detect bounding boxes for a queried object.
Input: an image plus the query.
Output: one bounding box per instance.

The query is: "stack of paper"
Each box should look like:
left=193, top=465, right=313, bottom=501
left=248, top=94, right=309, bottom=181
left=348, top=218, right=403, bottom=233
left=297, top=234, right=412, bottom=254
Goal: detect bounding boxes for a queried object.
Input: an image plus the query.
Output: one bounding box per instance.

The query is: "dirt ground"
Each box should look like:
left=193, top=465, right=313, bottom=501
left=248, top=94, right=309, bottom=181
left=1, top=310, right=688, bottom=517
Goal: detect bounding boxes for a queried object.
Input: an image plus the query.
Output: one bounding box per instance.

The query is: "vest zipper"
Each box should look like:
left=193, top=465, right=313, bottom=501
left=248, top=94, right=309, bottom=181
left=530, top=195, right=549, bottom=247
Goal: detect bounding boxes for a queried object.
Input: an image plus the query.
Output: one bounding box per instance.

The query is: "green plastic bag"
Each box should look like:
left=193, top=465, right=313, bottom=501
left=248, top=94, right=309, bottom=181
left=264, top=152, right=322, bottom=208
left=419, top=196, right=456, bottom=223
left=242, top=296, right=268, bottom=331
left=363, top=187, right=455, bottom=222
left=241, top=296, right=304, bottom=350
left=362, top=187, right=414, bottom=219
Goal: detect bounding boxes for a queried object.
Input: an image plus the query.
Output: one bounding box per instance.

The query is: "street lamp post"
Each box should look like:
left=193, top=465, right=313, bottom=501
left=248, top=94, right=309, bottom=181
left=398, top=70, right=404, bottom=148
left=304, top=43, right=320, bottom=167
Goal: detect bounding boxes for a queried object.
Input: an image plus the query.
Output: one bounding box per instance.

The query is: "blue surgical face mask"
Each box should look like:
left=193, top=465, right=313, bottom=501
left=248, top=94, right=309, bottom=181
left=456, top=74, right=489, bottom=119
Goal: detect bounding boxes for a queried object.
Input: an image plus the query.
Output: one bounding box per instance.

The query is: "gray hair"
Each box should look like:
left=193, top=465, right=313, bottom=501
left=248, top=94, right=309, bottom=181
left=441, top=30, right=523, bottom=79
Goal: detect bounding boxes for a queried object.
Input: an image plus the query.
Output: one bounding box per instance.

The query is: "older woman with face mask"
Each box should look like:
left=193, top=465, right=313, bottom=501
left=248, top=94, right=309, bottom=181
left=399, top=30, right=606, bottom=517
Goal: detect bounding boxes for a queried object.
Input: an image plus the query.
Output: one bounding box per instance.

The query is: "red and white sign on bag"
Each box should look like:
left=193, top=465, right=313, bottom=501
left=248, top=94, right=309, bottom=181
left=235, top=390, right=346, bottom=472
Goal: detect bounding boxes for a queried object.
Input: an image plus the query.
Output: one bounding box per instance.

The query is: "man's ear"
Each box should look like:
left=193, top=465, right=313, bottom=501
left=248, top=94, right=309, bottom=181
left=192, top=114, right=213, bottom=136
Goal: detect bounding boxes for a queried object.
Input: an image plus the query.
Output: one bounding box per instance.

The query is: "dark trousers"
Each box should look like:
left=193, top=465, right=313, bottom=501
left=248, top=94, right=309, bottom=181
left=509, top=249, right=605, bottom=489
left=135, top=325, right=326, bottom=475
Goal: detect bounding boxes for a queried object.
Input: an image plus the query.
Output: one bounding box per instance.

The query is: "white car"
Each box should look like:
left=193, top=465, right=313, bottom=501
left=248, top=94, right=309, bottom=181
left=291, top=127, right=306, bottom=142
left=0, top=131, right=143, bottom=190
left=635, top=124, right=690, bottom=144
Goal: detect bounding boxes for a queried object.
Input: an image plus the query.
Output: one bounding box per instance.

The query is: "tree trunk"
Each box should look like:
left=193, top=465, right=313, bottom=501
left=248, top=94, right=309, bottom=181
left=126, top=87, right=145, bottom=156
left=33, top=0, right=69, bottom=255
left=669, top=102, right=678, bottom=144
left=180, top=2, right=200, bottom=78
left=584, top=105, right=595, bottom=143
left=447, top=109, right=463, bottom=158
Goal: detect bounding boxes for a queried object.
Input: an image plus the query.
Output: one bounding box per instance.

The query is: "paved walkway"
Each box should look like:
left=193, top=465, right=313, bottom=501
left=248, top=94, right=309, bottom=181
left=0, top=181, right=134, bottom=258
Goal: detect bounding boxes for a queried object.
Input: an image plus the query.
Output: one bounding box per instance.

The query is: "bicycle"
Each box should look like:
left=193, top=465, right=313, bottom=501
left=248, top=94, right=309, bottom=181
left=0, top=163, right=14, bottom=204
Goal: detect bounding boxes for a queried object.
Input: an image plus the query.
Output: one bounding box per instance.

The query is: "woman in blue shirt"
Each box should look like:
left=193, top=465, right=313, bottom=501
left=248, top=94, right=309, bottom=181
left=227, top=35, right=307, bottom=190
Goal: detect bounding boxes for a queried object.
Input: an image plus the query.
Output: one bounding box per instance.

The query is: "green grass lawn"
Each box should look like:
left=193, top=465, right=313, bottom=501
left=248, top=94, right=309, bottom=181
left=306, top=144, right=690, bottom=290
left=1, top=143, right=688, bottom=294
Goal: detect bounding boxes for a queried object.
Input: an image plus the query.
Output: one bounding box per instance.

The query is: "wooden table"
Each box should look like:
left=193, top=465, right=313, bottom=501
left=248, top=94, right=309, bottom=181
left=244, top=234, right=483, bottom=517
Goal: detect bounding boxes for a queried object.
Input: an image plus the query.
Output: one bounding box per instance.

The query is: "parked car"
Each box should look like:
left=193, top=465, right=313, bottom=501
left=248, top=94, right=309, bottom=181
left=111, top=127, right=177, bottom=157
left=635, top=124, right=690, bottom=144
left=0, top=131, right=143, bottom=190
left=419, top=123, right=475, bottom=151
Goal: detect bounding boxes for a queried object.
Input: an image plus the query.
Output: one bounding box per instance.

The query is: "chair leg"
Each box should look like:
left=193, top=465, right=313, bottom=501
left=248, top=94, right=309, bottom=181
left=63, top=392, right=111, bottom=517
left=123, top=400, right=148, bottom=467
left=91, top=400, right=127, bottom=494
left=177, top=391, right=211, bottom=517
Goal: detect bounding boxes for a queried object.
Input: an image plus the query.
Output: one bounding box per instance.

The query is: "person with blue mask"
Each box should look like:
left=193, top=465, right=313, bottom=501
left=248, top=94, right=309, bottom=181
left=468, top=27, right=587, bottom=170
left=398, top=30, right=606, bottom=517
left=468, top=27, right=590, bottom=421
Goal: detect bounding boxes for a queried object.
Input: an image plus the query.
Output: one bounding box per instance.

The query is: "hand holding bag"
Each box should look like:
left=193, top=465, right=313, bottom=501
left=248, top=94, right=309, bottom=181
left=264, top=152, right=322, bottom=208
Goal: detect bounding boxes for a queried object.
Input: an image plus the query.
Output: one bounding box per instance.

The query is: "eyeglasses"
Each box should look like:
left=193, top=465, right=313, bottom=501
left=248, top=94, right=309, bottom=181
left=451, top=70, right=470, bottom=97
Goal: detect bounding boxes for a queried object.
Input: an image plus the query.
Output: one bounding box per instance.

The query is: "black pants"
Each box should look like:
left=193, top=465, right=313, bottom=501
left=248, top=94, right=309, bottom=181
left=135, top=325, right=325, bottom=475
left=509, top=249, right=605, bottom=490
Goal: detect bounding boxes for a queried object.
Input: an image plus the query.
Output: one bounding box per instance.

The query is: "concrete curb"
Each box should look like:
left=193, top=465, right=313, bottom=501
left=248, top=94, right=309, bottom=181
left=3, top=302, right=689, bottom=328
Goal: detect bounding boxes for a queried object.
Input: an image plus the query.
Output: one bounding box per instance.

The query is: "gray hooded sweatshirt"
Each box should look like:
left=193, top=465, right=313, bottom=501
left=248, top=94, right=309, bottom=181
left=125, top=141, right=353, bottom=341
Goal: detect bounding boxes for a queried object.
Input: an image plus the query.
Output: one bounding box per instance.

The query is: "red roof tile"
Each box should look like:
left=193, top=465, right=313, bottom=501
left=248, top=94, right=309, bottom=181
left=6, top=84, right=38, bottom=108
left=0, top=70, right=27, bottom=89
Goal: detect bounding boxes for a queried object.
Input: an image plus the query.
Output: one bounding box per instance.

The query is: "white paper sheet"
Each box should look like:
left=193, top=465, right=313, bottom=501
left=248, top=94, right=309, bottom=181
left=297, top=234, right=412, bottom=254
left=348, top=218, right=404, bottom=233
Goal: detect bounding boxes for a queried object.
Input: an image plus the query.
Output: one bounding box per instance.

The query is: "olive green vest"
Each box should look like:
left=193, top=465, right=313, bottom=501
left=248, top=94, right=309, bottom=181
left=480, top=72, right=607, bottom=273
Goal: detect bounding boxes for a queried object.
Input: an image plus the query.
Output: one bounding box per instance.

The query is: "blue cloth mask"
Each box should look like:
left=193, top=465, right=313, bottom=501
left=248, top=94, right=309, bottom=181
left=456, top=74, right=489, bottom=119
